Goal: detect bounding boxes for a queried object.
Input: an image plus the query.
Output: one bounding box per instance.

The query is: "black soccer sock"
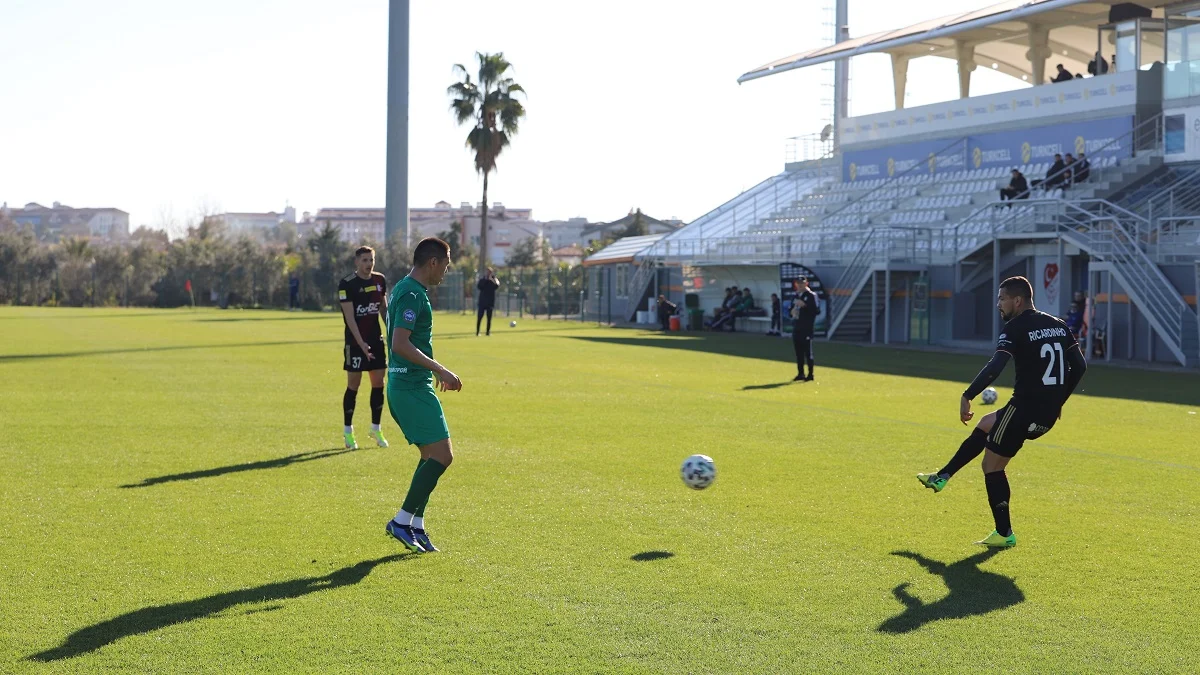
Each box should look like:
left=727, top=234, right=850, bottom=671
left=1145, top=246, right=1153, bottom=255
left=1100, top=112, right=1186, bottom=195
left=343, top=388, right=357, bottom=427
left=984, top=470, right=1013, bottom=536
left=939, top=429, right=988, bottom=478
left=370, top=387, right=384, bottom=425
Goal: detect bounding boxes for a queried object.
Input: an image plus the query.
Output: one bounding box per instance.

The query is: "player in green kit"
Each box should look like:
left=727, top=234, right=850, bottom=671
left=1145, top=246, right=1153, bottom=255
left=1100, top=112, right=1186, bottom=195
left=384, top=237, right=462, bottom=553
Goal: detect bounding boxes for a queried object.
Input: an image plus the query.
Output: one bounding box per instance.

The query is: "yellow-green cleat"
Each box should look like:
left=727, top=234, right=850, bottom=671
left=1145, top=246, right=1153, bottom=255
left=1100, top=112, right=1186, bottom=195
left=369, top=428, right=389, bottom=448
left=343, top=430, right=358, bottom=450
left=976, top=530, right=1017, bottom=548
left=917, top=472, right=948, bottom=493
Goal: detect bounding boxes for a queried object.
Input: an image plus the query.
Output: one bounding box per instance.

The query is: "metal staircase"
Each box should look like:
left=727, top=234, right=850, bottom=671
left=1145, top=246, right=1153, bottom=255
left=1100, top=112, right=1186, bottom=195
left=1000, top=199, right=1195, bottom=366
left=827, top=228, right=929, bottom=340
left=624, top=259, right=658, bottom=322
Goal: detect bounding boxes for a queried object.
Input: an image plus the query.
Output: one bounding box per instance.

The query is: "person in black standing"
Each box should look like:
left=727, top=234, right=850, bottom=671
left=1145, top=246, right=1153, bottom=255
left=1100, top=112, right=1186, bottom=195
left=656, top=294, right=677, bottom=331
left=790, top=277, right=819, bottom=381
left=916, top=276, right=1087, bottom=548
left=476, top=268, right=500, bottom=336
left=768, top=293, right=782, bottom=336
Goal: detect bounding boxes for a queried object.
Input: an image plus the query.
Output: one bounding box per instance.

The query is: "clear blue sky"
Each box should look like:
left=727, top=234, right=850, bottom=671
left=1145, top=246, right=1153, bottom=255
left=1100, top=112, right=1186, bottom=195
left=0, top=0, right=1020, bottom=235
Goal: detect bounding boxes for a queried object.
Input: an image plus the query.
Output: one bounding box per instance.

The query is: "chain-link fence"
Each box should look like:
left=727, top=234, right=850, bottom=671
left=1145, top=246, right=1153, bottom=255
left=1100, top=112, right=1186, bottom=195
left=436, top=266, right=589, bottom=320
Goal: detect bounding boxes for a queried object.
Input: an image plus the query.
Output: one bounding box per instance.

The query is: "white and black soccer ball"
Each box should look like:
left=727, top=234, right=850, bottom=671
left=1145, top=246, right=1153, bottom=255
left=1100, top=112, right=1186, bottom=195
left=680, top=454, right=716, bottom=490
left=510, top=320, right=517, bottom=328
left=982, top=387, right=999, bottom=405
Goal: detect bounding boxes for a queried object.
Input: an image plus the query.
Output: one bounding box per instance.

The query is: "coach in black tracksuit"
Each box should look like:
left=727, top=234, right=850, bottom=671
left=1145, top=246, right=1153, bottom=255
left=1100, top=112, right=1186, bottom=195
left=791, top=276, right=819, bottom=382
left=476, top=269, right=500, bottom=336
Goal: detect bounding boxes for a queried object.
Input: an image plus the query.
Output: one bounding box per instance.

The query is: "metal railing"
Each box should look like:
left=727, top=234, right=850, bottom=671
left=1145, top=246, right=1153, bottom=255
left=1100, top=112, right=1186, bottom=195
left=951, top=113, right=1164, bottom=246
left=645, top=167, right=835, bottom=257
left=821, top=137, right=969, bottom=225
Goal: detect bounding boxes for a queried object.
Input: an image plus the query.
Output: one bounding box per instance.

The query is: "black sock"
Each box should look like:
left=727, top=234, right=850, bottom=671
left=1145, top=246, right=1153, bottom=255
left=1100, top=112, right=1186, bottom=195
left=939, top=429, right=987, bottom=478
left=984, top=470, right=1012, bottom=536
left=370, top=387, right=384, bottom=425
left=343, top=388, right=357, bottom=427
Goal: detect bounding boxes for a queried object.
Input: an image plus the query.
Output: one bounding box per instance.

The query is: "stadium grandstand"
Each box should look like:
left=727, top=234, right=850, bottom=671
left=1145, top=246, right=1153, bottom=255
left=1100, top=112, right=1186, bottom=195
left=605, top=0, right=1200, bottom=367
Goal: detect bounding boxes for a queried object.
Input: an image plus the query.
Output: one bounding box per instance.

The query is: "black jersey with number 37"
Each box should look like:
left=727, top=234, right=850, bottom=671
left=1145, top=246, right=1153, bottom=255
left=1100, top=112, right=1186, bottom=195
left=995, top=309, right=1080, bottom=407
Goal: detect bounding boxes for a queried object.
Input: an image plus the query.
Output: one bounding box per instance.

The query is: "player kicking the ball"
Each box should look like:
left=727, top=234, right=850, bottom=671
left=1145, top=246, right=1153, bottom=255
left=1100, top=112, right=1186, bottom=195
left=916, top=276, right=1086, bottom=547
left=384, top=238, right=462, bottom=553
left=338, top=246, right=390, bottom=450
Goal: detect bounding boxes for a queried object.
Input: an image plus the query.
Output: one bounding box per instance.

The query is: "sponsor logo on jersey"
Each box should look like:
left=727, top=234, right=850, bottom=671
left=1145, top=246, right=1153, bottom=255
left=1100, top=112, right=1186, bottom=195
left=338, top=290, right=348, bottom=300
left=403, top=308, right=416, bottom=323
left=356, top=302, right=380, bottom=316
left=1027, top=327, right=1067, bottom=341
left=389, top=366, right=408, bottom=374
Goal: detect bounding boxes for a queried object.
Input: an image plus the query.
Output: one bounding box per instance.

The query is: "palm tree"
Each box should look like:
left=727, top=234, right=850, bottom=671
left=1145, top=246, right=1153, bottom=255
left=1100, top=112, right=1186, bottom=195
left=448, top=52, right=526, bottom=275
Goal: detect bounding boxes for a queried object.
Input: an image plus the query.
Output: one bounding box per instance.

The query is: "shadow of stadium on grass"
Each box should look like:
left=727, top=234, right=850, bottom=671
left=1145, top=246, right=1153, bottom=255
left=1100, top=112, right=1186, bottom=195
left=877, top=549, right=1023, bottom=634
left=561, top=334, right=1200, bottom=406
left=28, top=554, right=410, bottom=662
left=121, top=447, right=356, bottom=488
left=0, top=339, right=340, bottom=363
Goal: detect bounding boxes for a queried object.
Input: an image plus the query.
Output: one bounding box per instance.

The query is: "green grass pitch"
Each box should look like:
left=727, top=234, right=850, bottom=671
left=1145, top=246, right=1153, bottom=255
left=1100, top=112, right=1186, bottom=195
left=1, top=306, right=1198, bottom=673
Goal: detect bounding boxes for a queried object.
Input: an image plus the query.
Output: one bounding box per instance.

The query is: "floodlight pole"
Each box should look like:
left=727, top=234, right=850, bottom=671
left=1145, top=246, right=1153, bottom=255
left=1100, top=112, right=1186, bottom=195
left=385, top=0, right=410, bottom=247
left=832, top=0, right=850, bottom=149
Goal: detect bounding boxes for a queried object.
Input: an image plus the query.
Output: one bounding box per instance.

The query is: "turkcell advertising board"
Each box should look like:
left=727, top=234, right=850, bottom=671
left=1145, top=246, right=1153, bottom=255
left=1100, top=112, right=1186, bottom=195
left=843, top=116, right=1133, bottom=182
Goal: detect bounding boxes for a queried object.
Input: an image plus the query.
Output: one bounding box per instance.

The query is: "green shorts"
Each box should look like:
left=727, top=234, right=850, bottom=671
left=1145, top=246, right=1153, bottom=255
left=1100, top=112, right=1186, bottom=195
left=386, top=385, right=450, bottom=447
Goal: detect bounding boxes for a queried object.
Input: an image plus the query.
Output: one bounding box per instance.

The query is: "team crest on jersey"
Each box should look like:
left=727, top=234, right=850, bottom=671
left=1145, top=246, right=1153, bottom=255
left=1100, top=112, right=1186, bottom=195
left=403, top=309, right=416, bottom=323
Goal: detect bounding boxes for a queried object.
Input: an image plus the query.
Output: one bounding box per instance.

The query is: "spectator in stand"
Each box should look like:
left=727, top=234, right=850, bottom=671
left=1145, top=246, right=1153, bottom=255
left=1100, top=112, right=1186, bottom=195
left=1088, top=52, right=1109, bottom=76
left=656, top=294, right=678, bottom=331
left=1064, top=301, right=1084, bottom=339
left=1063, top=153, right=1077, bottom=187
left=1075, top=153, right=1091, bottom=183
left=999, top=168, right=1029, bottom=206
left=1044, top=154, right=1067, bottom=190
left=1052, top=64, right=1074, bottom=83
left=768, top=293, right=782, bottom=336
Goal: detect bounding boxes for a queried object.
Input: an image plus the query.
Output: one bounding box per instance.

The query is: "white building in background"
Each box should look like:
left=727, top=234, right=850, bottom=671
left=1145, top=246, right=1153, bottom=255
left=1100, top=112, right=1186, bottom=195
left=305, top=208, right=386, bottom=243
left=220, top=206, right=296, bottom=235
left=541, top=217, right=591, bottom=250
left=3, top=201, right=129, bottom=242
left=306, top=201, right=557, bottom=266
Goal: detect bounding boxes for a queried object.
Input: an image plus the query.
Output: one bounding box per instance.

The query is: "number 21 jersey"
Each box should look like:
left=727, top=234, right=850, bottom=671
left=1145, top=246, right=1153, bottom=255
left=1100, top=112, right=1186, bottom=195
left=995, top=309, right=1080, bottom=408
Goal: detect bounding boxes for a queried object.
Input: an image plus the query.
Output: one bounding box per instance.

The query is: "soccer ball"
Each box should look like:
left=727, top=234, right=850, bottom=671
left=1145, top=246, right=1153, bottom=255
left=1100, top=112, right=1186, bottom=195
left=680, top=454, right=716, bottom=490
left=510, top=320, right=517, bottom=328
left=982, top=387, right=999, bottom=405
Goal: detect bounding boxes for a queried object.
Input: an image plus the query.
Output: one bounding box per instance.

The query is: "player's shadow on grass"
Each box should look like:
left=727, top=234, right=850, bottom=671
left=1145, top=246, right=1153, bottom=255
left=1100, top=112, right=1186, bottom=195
left=561, top=334, right=1200, bottom=407
left=631, top=551, right=674, bottom=561
left=0, top=339, right=339, bottom=363
left=742, top=381, right=797, bottom=391
left=120, top=447, right=355, bottom=488
left=877, top=549, right=1023, bottom=634
left=27, top=554, right=409, bottom=662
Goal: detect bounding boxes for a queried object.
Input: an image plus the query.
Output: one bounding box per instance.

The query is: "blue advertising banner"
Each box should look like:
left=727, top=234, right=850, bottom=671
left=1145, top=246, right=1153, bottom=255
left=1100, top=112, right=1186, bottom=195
left=965, top=116, right=1133, bottom=170
left=843, top=138, right=967, bottom=182
left=842, top=115, right=1133, bottom=182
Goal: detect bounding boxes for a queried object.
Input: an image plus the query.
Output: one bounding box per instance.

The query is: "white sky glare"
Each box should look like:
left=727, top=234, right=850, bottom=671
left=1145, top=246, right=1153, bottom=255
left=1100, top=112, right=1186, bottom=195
left=0, top=0, right=1018, bottom=235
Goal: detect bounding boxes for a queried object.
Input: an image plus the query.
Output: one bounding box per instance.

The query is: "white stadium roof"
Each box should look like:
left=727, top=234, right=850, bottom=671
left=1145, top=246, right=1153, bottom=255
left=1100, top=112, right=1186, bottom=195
left=739, top=0, right=1161, bottom=84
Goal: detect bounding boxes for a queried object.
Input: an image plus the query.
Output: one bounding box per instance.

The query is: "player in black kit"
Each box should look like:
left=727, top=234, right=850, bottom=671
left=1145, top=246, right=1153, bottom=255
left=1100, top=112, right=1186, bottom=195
left=916, top=276, right=1087, bottom=547
left=338, top=246, right=390, bottom=450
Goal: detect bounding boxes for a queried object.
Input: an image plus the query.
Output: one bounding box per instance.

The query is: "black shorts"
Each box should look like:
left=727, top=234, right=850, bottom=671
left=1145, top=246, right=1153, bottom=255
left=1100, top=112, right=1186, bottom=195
left=986, top=398, right=1058, bottom=458
left=343, top=337, right=385, bottom=372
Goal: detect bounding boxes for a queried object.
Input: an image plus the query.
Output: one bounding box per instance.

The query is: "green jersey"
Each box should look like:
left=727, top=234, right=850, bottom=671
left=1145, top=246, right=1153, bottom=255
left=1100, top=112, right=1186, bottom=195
left=386, top=275, right=435, bottom=389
